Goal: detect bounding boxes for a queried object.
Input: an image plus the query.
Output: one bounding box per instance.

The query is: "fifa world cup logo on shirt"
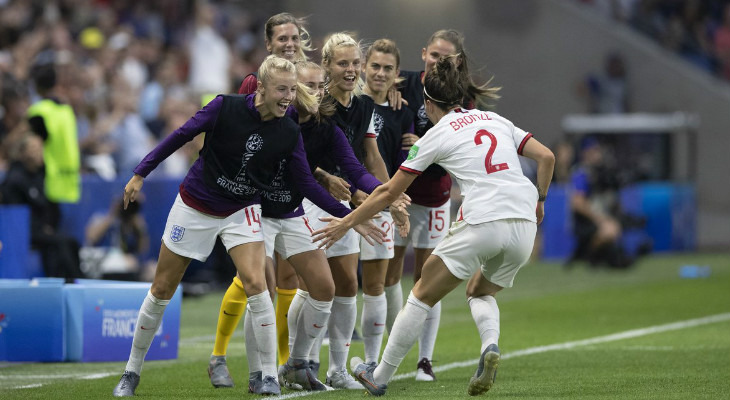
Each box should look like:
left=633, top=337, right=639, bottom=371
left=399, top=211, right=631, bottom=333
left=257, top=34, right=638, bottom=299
left=373, top=112, right=384, bottom=137
left=416, top=105, right=428, bottom=131
left=235, top=133, right=263, bottom=183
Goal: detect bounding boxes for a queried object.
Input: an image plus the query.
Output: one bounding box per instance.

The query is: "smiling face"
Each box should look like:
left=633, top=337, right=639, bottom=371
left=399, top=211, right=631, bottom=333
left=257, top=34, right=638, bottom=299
left=422, top=38, right=457, bottom=77
left=257, top=70, right=297, bottom=119
left=326, top=45, right=361, bottom=94
left=364, top=50, right=398, bottom=97
left=265, top=23, right=301, bottom=61
left=298, top=66, right=325, bottom=101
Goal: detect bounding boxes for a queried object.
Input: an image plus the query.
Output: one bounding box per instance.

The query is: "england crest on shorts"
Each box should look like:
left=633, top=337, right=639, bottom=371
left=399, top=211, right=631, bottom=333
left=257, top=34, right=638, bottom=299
left=170, top=225, right=185, bottom=242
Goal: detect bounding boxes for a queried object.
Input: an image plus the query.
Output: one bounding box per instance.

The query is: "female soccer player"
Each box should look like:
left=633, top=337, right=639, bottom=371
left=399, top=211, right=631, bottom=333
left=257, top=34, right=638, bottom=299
left=111, top=55, right=381, bottom=397
left=260, top=61, right=400, bottom=391
left=313, top=55, right=555, bottom=397
left=209, top=12, right=314, bottom=389
left=238, top=12, right=312, bottom=93
left=302, top=32, right=391, bottom=390
left=386, top=29, right=500, bottom=381
left=358, top=38, right=415, bottom=366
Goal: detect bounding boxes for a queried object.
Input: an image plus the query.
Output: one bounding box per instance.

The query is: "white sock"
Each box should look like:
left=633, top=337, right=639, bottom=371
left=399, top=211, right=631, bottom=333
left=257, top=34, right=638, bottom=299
left=309, top=327, right=324, bottom=364
left=468, top=295, right=500, bottom=353
left=362, top=293, right=387, bottom=364
left=125, top=291, right=170, bottom=374
left=290, top=297, right=331, bottom=360
left=327, top=295, right=356, bottom=375
left=288, top=289, right=309, bottom=354
left=246, top=291, right=277, bottom=378
left=244, top=306, right=261, bottom=374
left=418, top=300, right=441, bottom=360
left=375, top=291, right=430, bottom=384
left=384, top=282, right=403, bottom=334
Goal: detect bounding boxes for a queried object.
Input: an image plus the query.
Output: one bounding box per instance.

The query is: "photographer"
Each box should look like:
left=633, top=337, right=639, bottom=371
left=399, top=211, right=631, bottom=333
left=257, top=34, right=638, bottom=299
left=84, top=196, right=153, bottom=280
left=568, top=138, right=638, bottom=268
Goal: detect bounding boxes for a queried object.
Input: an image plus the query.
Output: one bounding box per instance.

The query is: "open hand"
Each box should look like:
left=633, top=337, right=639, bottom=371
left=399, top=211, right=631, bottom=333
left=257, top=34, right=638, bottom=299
left=401, top=133, right=419, bottom=150
left=319, top=172, right=351, bottom=201
left=353, top=220, right=386, bottom=246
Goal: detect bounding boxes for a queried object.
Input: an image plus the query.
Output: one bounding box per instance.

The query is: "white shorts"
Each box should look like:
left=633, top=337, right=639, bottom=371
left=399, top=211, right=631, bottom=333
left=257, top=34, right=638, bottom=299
left=360, top=210, right=394, bottom=261
left=302, top=199, right=359, bottom=258
left=432, top=218, right=536, bottom=288
left=262, top=214, right=318, bottom=260
left=394, top=200, right=451, bottom=249
left=162, top=194, right=263, bottom=262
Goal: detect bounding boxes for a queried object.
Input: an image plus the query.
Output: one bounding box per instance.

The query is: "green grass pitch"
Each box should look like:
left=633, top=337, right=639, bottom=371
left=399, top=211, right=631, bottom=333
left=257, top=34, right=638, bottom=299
left=1, top=252, right=728, bottom=399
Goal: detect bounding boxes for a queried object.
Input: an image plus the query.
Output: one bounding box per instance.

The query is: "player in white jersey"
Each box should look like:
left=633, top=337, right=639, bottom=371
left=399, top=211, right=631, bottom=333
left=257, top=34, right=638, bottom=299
left=312, top=55, right=555, bottom=397
left=391, top=30, right=502, bottom=381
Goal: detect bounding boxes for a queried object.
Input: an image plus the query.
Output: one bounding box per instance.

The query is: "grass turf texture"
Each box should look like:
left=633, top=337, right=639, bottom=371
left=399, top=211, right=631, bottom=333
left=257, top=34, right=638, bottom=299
left=1, top=252, right=728, bottom=399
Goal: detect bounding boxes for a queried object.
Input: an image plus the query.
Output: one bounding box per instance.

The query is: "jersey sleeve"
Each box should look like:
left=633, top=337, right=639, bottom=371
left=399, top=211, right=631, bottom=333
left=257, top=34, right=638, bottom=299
left=511, top=123, right=533, bottom=156
left=398, top=127, right=442, bottom=175
left=364, top=111, right=377, bottom=139
left=134, top=95, right=222, bottom=177
left=330, top=125, right=382, bottom=194
left=288, top=134, right=351, bottom=218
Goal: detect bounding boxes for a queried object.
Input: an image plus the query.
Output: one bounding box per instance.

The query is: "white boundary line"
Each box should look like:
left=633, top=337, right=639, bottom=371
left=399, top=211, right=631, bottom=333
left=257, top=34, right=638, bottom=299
left=274, top=312, right=730, bottom=399
left=4, top=312, right=729, bottom=392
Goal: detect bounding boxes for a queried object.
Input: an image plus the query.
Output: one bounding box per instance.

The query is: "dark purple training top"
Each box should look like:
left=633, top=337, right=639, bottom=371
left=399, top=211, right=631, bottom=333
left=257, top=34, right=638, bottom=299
left=133, top=95, right=351, bottom=218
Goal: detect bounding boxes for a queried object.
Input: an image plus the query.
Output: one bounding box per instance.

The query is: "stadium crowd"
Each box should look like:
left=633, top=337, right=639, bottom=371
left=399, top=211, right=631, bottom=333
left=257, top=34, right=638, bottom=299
left=0, top=0, right=274, bottom=179
left=579, top=0, right=730, bottom=81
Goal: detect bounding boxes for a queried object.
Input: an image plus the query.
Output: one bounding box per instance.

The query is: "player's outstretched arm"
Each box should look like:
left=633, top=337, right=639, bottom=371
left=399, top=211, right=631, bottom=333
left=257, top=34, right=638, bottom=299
left=313, top=170, right=416, bottom=249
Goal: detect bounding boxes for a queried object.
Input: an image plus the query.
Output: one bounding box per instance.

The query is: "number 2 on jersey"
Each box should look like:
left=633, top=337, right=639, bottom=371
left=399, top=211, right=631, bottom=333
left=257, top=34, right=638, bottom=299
left=474, top=129, right=509, bottom=174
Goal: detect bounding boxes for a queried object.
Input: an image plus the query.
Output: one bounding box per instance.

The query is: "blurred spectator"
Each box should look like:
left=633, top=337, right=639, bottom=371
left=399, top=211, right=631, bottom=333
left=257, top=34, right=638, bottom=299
left=663, top=0, right=715, bottom=72
left=567, top=137, right=650, bottom=268
left=187, top=0, right=231, bottom=97
left=584, top=52, right=630, bottom=114
left=154, top=91, right=200, bottom=177
left=552, top=139, right=576, bottom=183
left=0, top=134, right=83, bottom=281
left=139, top=54, right=184, bottom=131
left=714, top=2, right=730, bottom=79
left=27, top=61, right=81, bottom=203
left=0, top=73, right=30, bottom=172
left=88, top=76, right=155, bottom=179
left=84, top=196, right=155, bottom=281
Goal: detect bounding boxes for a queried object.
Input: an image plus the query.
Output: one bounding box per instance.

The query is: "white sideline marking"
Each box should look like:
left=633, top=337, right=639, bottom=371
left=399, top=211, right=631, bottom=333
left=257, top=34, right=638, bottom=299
left=391, top=312, right=730, bottom=380
left=5, top=312, right=729, bottom=391
left=275, top=312, right=730, bottom=398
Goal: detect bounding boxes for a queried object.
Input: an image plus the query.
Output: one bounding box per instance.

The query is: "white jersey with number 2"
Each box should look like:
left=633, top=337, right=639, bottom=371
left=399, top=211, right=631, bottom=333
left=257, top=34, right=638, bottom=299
left=399, top=108, right=538, bottom=225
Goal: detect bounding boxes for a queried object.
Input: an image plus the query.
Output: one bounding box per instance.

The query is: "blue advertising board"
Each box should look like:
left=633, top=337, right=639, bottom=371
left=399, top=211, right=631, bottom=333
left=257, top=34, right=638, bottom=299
left=0, top=279, right=181, bottom=362
left=65, top=280, right=182, bottom=362
left=0, top=278, right=66, bottom=362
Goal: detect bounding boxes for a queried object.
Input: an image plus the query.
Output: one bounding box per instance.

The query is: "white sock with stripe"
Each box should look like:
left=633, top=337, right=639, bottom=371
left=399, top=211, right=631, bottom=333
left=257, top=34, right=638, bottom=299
left=290, top=297, right=332, bottom=360
left=125, top=291, right=170, bottom=374
left=468, top=295, right=500, bottom=352
left=327, top=295, right=356, bottom=375
left=287, top=289, right=309, bottom=354
left=246, top=291, right=277, bottom=378
left=362, top=293, right=387, bottom=363
left=375, top=291, right=430, bottom=384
